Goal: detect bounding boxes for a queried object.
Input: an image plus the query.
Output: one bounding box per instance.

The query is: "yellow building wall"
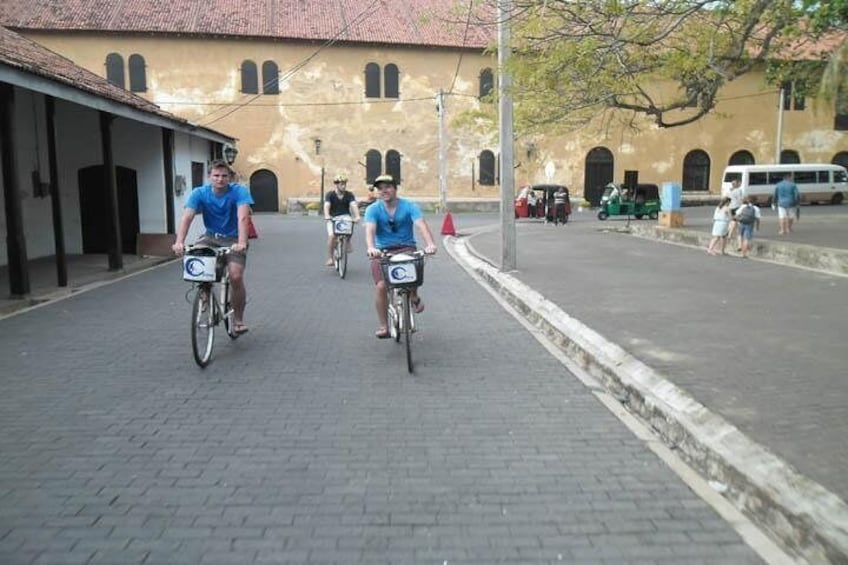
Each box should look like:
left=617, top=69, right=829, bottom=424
left=27, top=32, right=848, bottom=205
left=29, top=32, right=499, bottom=208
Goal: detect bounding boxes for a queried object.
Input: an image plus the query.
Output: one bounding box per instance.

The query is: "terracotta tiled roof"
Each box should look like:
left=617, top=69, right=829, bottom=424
left=0, top=25, right=191, bottom=123
left=0, top=0, right=495, bottom=49
left=772, top=30, right=845, bottom=62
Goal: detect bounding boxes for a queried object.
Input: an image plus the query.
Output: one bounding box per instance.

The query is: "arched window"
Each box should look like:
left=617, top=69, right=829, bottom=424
left=365, top=149, right=382, bottom=184
left=728, top=150, right=755, bottom=166
left=241, top=60, right=258, bottom=94
left=780, top=149, right=801, bottom=164
left=128, top=54, right=146, bottom=92
left=105, top=53, right=125, bottom=88
left=384, top=64, right=399, bottom=99
left=832, top=151, right=848, bottom=169
left=479, top=68, right=494, bottom=99
left=386, top=149, right=402, bottom=184
left=682, top=149, right=710, bottom=191
left=836, top=86, right=848, bottom=130
left=365, top=63, right=380, bottom=98
left=479, top=150, right=496, bottom=185
left=262, top=61, right=279, bottom=95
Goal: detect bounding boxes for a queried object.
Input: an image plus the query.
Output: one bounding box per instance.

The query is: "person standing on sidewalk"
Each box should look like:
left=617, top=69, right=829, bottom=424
left=773, top=173, right=800, bottom=235
left=706, top=197, right=732, bottom=255
left=172, top=160, right=254, bottom=334
left=553, top=185, right=570, bottom=225
left=527, top=188, right=538, bottom=218
left=735, top=196, right=761, bottom=258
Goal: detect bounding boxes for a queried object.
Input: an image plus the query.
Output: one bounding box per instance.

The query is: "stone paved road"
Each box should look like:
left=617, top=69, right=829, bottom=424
left=0, top=214, right=764, bottom=564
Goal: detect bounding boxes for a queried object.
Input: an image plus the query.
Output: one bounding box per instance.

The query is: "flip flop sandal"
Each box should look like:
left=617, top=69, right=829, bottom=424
left=375, top=327, right=390, bottom=339
left=412, top=298, right=425, bottom=314
left=233, top=323, right=250, bottom=335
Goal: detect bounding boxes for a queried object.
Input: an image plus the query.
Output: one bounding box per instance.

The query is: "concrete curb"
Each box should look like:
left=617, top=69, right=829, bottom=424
left=447, top=233, right=848, bottom=563
left=628, top=224, right=848, bottom=276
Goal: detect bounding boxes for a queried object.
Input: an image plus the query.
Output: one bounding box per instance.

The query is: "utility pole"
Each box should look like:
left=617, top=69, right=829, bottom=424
left=437, top=89, right=447, bottom=212
left=498, top=0, right=516, bottom=271
left=775, top=87, right=785, bottom=163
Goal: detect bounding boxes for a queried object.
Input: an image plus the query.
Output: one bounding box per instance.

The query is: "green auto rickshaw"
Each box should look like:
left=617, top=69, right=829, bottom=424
left=597, top=182, right=661, bottom=220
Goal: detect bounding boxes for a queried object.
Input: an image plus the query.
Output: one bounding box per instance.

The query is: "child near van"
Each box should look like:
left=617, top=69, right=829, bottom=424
left=706, top=197, right=732, bottom=255
left=735, top=196, right=761, bottom=258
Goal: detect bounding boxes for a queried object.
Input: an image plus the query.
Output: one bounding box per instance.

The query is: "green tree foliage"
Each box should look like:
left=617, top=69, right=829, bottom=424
left=474, top=0, right=809, bottom=131
left=801, top=0, right=848, bottom=107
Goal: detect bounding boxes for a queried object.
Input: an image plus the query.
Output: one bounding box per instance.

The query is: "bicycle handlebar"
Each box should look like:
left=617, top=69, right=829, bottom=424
left=378, top=249, right=427, bottom=259
left=185, top=244, right=231, bottom=256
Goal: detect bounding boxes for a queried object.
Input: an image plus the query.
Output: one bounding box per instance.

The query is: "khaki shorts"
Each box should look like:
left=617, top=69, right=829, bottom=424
left=195, top=233, right=247, bottom=267
left=777, top=206, right=796, bottom=220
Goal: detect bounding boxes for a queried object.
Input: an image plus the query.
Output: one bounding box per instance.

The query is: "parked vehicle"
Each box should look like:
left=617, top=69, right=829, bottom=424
left=597, top=183, right=661, bottom=220
left=515, top=184, right=570, bottom=221
left=721, top=163, right=848, bottom=205
left=514, top=185, right=534, bottom=218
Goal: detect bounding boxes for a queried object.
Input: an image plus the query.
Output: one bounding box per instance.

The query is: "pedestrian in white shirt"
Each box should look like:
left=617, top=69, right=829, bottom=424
left=723, top=179, right=744, bottom=243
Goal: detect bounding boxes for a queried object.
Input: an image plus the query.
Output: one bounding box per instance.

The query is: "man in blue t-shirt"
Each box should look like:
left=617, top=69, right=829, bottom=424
left=773, top=173, right=800, bottom=235
left=364, top=174, right=437, bottom=339
left=172, top=160, right=255, bottom=334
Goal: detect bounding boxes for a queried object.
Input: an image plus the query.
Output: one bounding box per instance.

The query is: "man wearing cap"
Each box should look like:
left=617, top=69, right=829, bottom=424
left=323, top=172, right=360, bottom=266
left=364, top=174, right=437, bottom=339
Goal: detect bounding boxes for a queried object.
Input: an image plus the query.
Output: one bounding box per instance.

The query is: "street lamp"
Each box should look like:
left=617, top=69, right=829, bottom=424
left=223, top=143, right=239, bottom=165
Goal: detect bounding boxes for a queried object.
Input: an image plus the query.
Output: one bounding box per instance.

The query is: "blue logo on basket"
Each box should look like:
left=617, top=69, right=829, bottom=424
left=185, top=258, right=209, bottom=277
left=390, top=265, right=415, bottom=281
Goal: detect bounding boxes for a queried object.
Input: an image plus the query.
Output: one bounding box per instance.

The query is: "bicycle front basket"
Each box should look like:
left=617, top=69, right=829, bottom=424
left=333, top=217, right=353, bottom=235
left=381, top=254, right=424, bottom=288
left=183, top=247, right=218, bottom=282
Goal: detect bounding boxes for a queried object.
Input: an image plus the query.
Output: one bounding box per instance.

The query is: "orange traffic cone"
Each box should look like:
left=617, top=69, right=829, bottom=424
left=440, top=212, right=457, bottom=236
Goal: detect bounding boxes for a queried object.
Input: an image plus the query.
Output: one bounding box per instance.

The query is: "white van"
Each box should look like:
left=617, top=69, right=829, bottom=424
left=720, top=164, right=848, bottom=205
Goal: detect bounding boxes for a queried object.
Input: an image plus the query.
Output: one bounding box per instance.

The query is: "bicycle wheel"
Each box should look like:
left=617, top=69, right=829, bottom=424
left=393, top=293, right=403, bottom=343
left=403, top=293, right=413, bottom=373
left=386, top=289, right=398, bottom=340
left=336, top=237, right=347, bottom=279
left=191, top=286, right=215, bottom=367
left=221, top=281, right=237, bottom=339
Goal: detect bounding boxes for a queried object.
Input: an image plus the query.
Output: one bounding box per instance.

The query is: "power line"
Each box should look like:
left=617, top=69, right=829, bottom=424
left=160, top=96, right=436, bottom=108
left=717, top=88, right=780, bottom=102
left=448, top=0, right=475, bottom=95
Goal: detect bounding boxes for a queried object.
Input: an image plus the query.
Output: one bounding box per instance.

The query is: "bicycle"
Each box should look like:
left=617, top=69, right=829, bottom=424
left=379, top=250, right=426, bottom=373
left=182, top=245, right=239, bottom=367
left=329, top=215, right=354, bottom=279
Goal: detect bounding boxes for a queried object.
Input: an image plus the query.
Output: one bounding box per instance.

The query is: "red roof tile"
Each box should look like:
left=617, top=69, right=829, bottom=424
left=0, top=0, right=495, bottom=49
